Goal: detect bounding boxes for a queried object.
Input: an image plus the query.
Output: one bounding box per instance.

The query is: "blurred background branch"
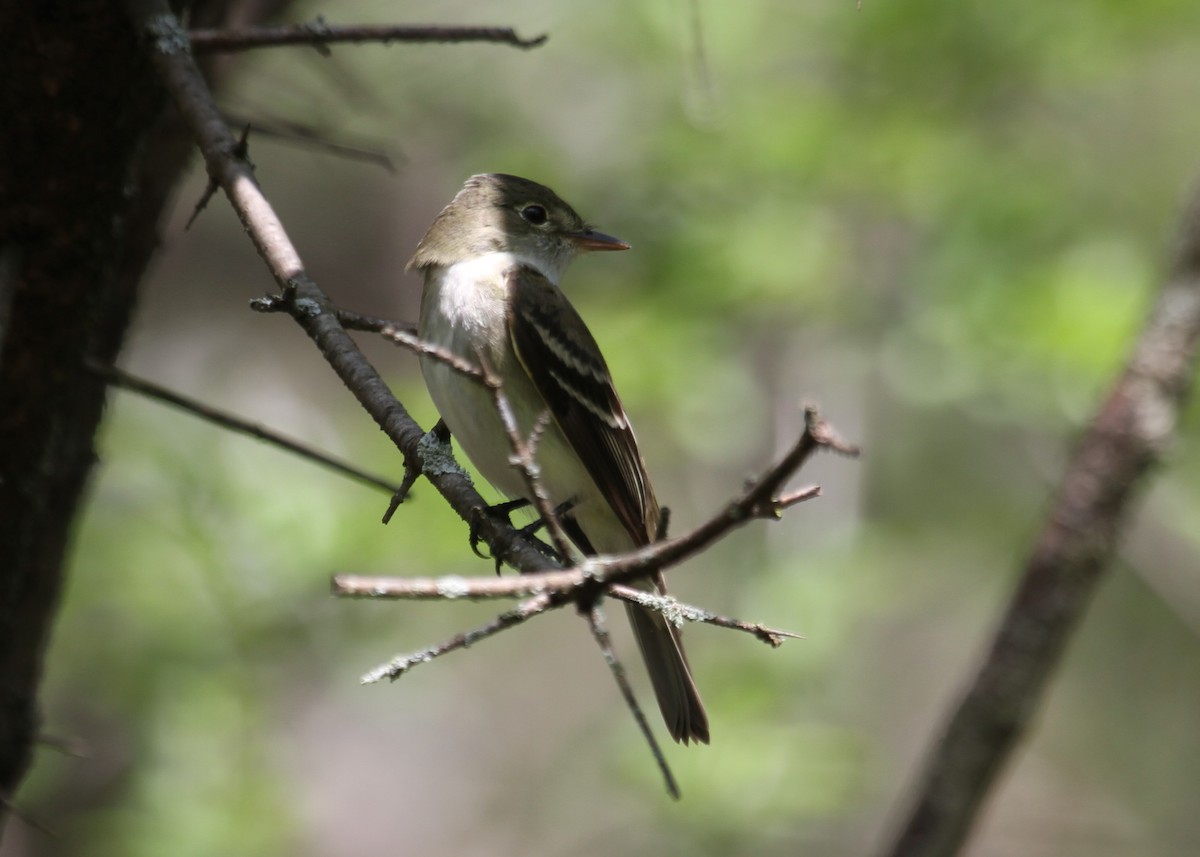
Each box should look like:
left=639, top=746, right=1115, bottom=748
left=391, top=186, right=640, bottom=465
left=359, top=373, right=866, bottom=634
left=881, top=173, right=1200, bottom=857
left=90, top=361, right=403, bottom=495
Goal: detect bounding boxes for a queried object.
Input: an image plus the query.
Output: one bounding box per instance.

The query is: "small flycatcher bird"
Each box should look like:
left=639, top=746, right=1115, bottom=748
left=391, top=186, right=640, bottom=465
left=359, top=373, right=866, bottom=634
left=409, top=173, right=709, bottom=744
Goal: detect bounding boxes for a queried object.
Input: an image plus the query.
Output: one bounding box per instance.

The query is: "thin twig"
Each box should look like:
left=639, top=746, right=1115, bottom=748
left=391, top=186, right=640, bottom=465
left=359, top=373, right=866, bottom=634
left=381, top=463, right=422, bottom=524
left=35, top=734, right=89, bottom=758
left=220, top=112, right=399, bottom=172
left=774, top=484, right=821, bottom=510
left=353, top=315, right=416, bottom=335
left=186, top=123, right=249, bottom=229
left=0, top=793, right=54, bottom=837
left=360, top=594, right=551, bottom=683
left=384, top=327, right=483, bottom=378
left=606, top=584, right=804, bottom=648
left=336, top=565, right=812, bottom=659
left=585, top=603, right=680, bottom=800
left=250, top=295, right=416, bottom=338
left=189, top=20, right=548, bottom=54
left=89, top=361, right=402, bottom=495
left=335, top=570, right=583, bottom=601
left=475, top=352, right=576, bottom=561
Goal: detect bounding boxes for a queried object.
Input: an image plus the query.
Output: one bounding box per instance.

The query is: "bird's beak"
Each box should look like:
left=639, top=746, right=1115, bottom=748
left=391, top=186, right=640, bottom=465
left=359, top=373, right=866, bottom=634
left=568, top=229, right=631, bottom=252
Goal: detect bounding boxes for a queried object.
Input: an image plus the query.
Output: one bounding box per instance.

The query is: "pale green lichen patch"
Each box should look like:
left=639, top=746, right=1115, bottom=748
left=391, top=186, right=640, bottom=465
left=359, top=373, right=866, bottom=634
left=417, top=430, right=470, bottom=479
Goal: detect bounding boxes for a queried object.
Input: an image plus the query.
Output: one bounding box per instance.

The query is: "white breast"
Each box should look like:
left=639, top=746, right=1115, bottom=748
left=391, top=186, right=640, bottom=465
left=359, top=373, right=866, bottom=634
left=416, top=255, right=631, bottom=553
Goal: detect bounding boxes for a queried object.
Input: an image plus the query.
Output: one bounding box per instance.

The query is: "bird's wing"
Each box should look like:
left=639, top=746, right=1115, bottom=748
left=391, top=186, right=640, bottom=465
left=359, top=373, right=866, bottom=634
left=505, top=265, right=658, bottom=546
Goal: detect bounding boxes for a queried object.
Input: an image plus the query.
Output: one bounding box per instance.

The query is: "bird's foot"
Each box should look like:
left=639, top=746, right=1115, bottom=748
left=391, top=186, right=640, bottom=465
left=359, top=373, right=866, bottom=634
left=470, top=498, right=577, bottom=573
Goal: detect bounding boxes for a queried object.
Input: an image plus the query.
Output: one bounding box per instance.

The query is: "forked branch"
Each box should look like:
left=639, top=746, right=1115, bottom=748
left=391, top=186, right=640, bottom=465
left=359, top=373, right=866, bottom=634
left=126, top=0, right=557, bottom=576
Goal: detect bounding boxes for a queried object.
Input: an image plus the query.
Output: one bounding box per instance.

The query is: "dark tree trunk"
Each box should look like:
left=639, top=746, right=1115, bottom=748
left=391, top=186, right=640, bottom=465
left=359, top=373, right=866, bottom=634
left=0, top=0, right=251, bottom=831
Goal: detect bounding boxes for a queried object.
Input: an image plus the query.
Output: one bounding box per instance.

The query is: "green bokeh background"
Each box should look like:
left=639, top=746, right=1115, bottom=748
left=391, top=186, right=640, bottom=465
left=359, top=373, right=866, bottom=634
left=8, top=1, right=1200, bottom=855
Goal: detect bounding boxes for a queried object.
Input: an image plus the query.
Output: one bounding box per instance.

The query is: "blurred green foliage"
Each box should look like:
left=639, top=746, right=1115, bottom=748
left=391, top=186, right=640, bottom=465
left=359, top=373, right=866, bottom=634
left=12, top=2, right=1200, bottom=856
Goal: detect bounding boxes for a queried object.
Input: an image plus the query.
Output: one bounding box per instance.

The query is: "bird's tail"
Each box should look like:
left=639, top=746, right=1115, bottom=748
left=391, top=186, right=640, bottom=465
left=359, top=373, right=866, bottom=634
left=624, top=589, right=709, bottom=745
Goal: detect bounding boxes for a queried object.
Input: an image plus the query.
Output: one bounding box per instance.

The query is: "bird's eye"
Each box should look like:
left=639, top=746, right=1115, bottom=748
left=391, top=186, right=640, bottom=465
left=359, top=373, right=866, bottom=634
left=520, top=204, right=548, bottom=226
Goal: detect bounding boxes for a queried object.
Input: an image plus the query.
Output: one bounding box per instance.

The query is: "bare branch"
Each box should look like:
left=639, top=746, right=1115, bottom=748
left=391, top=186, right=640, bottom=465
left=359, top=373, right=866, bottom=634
left=383, top=327, right=483, bottom=378
left=380, top=462, right=422, bottom=525
left=331, top=405, right=853, bottom=601
left=584, top=603, right=680, bottom=800
left=351, top=315, right=416, bottom=336
left=188, top=19, right=548, bottom=54
left=186, top=123, right=248, bottom=229
left=35, top=734, right=89, bottom=758
left=360, top=594, right=551, bottom=683
left=125, top=0, right=558, bottom=577
left=220, top=112, right=399, bottom=172
left=475, top=353, right=575, bottom=561
left=0, top=793, right=53, bottom=838
left=335, top=563, right=814, bottom=660
left=774, top=484, right=821, bottom=510
left=89, top=361, right=402, bottom=495
left=334, top=570, right=583, bottom=601
left=879, top=180, right=1200, bottom=857
left=250, top=295, right=416, bottom=338
left=606, top=584, right=804, bottom=648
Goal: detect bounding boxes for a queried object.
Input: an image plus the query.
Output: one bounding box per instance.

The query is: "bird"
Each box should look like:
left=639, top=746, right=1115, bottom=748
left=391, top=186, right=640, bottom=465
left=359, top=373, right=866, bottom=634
left=408, top=173, right=709, bottom=744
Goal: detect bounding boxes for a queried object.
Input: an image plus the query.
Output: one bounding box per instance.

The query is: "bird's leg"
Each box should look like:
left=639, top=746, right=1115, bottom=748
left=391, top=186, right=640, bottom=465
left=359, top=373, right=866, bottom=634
left=469, top=498, right=534, bottom=568
left=470, top=497, right=579, bottom=573
left=520, top=497, right=578, bottom=542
